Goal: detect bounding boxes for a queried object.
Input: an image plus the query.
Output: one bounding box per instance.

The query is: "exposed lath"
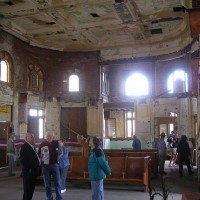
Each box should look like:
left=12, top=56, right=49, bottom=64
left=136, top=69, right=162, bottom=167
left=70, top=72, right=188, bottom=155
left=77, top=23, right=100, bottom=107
left=0, top=0, right=194, bottom=60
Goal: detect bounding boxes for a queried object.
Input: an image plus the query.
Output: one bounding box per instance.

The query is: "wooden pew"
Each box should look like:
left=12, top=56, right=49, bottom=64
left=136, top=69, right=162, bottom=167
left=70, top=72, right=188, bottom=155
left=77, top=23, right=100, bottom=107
left=106, top=156, right=126, bottom=179
left=68, top=156, right=89, bottom=180
left=69, top=151, right=82, bottom=157
left=104, top=149, right=158, bottom=177
left=68, top=155, right=150, bottom=191
left=105, top=156, right=150, bottom=191
left=123, top=156, right=149, bottom=192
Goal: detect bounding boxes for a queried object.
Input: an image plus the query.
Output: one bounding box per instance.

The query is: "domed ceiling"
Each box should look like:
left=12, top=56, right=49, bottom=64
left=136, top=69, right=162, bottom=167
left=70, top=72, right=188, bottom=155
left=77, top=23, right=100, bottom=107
left=0, top=0, right=198, bottom=60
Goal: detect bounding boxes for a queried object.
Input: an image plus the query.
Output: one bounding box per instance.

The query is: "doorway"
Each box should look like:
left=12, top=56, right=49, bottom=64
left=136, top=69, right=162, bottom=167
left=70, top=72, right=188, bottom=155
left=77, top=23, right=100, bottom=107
left=0, top=121, right=10, bottom=167
left=27, top=108, right=44, bottom=139
left=60, top=107, right=87, bottom=140
left=156, top=117, right=176, bottom=139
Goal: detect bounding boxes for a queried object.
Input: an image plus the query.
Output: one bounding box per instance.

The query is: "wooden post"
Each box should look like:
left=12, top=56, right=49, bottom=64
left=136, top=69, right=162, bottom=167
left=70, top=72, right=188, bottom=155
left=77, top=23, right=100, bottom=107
left=68, top=123, right=70, bottom=139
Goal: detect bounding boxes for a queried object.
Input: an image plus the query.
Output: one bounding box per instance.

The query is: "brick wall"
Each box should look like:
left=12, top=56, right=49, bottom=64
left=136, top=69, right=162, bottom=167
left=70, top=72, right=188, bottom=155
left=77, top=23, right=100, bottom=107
left=0, top=30, right=100, bottom=100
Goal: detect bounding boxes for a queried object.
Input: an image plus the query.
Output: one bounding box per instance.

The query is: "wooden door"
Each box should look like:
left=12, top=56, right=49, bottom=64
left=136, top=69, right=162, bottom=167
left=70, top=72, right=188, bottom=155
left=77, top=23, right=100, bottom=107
left=0, top=122, right=10, bottom=167
left=60, top=107, right=87, bottom=140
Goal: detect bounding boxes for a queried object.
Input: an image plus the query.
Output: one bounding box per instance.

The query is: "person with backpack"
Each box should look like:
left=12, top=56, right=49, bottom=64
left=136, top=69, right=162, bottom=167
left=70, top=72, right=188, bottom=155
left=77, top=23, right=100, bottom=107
left=167, top=130, right=178, bottom=167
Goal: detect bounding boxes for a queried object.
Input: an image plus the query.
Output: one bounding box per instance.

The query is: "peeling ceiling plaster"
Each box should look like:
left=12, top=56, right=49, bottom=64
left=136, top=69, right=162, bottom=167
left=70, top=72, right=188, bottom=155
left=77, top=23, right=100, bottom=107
left=0, top=0, right=195, bottom=60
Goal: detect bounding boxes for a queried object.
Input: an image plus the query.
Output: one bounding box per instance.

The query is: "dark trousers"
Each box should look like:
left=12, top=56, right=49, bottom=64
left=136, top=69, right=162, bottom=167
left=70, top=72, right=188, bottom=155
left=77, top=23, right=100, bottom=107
left=179, top=156, right=192, bottom=175
left=22, top=170, right=36, bottom=200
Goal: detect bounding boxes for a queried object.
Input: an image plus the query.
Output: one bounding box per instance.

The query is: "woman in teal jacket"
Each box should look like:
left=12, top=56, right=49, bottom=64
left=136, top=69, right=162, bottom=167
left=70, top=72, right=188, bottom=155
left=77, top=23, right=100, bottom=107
left=88, top=136, right=111, bottom=200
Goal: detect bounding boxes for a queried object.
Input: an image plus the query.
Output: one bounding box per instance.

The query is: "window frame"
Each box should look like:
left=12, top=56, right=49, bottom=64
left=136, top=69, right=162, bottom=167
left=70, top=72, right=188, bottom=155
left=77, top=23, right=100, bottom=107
left=167, top=70, right=188, bottom=94
left=28, top=65, right=44, bottom=92
left=125, top=110, right=135, bottom=138
left=68, top=74, right=80, bottom=92
left=0, top=51, right=14, bottom=87
left=28, top=108, right=44, bottom=139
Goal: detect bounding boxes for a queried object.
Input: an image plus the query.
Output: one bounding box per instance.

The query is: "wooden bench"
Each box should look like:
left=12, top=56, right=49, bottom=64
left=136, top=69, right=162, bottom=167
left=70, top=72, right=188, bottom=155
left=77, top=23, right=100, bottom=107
left=106, top=156, right=126, bottom=179
left=104, top=149, right=158, bottom=177
left=123, top=156, right=149, bottom=191
left=68, top=155, right=150, bottom=191
left=68, top=156, right=89, bottom=180
left=105, top=156, right=150, bottom=191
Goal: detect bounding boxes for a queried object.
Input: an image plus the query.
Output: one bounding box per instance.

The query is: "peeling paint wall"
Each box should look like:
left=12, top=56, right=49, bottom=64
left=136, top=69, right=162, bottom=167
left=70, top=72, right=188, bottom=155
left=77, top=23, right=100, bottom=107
left=179, top=98, right=190, bottom=136
left=136, top=100, right=152, bottom=148
left=0, top=29, right=198, bottom=147
left=154, top=98, right=178, bottom=118
left=0, top=30, right=100, bottom=139
left=110, top=110, right=124, bottom=137
left=45, top=101, right=60, bottom=139
left=87, top=107, right=99, bottom=135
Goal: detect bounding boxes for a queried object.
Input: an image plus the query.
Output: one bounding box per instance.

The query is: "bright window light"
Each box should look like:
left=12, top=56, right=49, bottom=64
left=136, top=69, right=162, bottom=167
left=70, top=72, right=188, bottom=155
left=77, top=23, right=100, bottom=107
left=29, top=109, right=37, bottom=116
left=39, top=118, right=44, bottom=139
left=167, top=70, right=188, bottom=93
left=69, top=74, right=79, bottom=92
left=0, top=60, right=8, bottom=82
left=38, top=110, right=43, bottom=116
left=125, top=73, right=148, bottom=96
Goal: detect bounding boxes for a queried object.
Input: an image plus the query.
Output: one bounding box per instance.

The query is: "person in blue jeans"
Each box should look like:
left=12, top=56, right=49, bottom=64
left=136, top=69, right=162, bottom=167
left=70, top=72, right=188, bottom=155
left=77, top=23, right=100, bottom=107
left=38, top=132, right=62, bottom=200
left=88, top=136, right=111, bottom=200
left=58, top=139, right=70, bottom=193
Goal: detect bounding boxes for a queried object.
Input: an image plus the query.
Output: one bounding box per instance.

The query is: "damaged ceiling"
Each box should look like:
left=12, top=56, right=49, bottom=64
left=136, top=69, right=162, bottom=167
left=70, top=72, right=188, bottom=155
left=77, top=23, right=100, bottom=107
left=0, top=0, right=198, bottom=60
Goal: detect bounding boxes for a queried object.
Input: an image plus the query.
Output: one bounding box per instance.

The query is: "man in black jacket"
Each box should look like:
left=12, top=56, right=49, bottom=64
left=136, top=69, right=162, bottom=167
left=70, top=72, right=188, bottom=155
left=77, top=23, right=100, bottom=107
left=20, top=133, right=40, bottom=200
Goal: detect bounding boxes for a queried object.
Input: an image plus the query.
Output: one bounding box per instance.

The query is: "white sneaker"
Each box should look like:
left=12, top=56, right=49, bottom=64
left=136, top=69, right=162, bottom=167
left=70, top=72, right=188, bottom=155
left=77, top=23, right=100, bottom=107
left=172, top=164, right=177, bottom=167
left=169, top=164, right=172, bottom=167
left=61, top=189, right=66, bottom=193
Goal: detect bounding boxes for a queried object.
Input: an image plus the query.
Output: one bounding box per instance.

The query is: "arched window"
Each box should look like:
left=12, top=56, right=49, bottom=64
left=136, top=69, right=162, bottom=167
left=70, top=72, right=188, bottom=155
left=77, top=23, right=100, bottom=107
left=28, top=65, right=44, bottom=92
left=69, top=74, right=79, bottom=92
left=0, top=60, right=9, bottom=82
left=167, top=70, right=188, bottom=93
left=125, top=73, right=149, bottom=96
left=0, top=51, right=13, bottom=86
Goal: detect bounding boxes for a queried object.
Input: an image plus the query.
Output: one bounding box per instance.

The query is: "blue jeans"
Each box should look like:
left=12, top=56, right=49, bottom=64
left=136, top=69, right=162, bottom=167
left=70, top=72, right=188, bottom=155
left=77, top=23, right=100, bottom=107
left=42, top=164, right=62, bottom=200
left=59, top=165, right=69, bottom=190
left=8, top=155, right=14, bottom=175
left=91, top=179, right=104, bottom=200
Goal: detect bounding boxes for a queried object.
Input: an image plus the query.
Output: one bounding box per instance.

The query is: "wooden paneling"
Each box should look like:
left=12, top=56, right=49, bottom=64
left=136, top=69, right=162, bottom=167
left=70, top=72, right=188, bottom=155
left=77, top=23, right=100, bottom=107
left=60, top=107, right=87, bottom=140
left=0, top=122, right=10, bottom=167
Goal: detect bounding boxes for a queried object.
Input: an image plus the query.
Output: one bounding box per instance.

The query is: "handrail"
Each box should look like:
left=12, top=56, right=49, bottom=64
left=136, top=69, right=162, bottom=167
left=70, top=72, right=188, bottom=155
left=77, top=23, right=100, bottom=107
left=61, top=123, right=87, bottom=140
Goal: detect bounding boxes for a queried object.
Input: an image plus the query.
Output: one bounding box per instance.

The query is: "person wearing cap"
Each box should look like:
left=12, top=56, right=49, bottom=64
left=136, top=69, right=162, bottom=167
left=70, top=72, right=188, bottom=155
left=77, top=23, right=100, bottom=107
left=88, top=136, right=111, bottom=200
left=6, top=132, right=16, bottom=176
left=58, top=139, right=70, bottom=194
left=157, top=132, right=167, bottom=175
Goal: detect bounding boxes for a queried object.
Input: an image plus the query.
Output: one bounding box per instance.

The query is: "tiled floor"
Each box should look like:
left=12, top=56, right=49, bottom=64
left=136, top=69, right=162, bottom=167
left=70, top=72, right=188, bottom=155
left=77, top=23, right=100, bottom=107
left=0, top=161, right=198, bottom=200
